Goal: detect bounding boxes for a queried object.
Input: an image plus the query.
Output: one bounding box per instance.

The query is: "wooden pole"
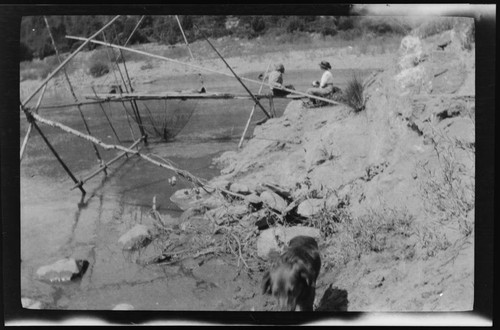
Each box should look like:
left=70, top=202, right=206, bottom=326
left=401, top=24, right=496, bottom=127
left=120, top=52, right=148, bottom=144
left=91, top=86, right=122, bottom=144
left=175, top=15, right=204, bottom=89
left=20, top=84, right=48, bottom=160
left=21, top=106, right=85, bottom=195
left=103, top=31, right=147, bottom=144
left=44, top=16, right=105, bottom=169
left=101, top=32, right=143, bottom=142
left=101, top=31, right=123, bottom=93
left=70, top=137, right=143, bottom=190
left=84, top=91, right=276, bottom=101
left=22, top=15, right=121, bottom=107
left=124, top=15, right=145, bottom=47
left=201, top=35, right=271, bottom=119
left=238, top=62, right=271, bottom=149
left=65, top=36, right=343, bottom=107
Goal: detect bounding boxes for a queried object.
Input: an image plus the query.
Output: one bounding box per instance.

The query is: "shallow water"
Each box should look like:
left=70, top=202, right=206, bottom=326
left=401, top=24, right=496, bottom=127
left=20, top=68, right=374, bottom=310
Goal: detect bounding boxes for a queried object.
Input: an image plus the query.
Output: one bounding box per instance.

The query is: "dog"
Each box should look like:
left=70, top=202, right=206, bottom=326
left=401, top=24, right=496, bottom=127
left=262, top=235, right=321, bottom=311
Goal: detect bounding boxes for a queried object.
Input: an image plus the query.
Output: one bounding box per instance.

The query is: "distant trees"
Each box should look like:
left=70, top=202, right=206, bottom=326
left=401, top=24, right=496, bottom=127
left=20, top=15, right=412, bottom=62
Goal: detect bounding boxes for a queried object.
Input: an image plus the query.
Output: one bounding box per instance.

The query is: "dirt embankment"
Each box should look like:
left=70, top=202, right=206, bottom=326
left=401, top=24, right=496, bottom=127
left=206, top=28, right=475, bottom=311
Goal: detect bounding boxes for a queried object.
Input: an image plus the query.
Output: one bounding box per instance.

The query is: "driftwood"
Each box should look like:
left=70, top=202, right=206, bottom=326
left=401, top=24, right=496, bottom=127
left=261, top=182, right=293, bottom=200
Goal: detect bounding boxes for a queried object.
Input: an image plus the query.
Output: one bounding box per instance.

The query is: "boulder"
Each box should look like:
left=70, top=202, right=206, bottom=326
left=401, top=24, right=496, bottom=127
left=257, top=226, right=321, bottom=259
left=260, top=190, right=288, bottom=213
left=297, top=198, right=325, bottom=217
left=325, top=194, right=340, bottom=210
left=170, top=188, right=210, bottom=211
left=36, top=258, right=89, bottom=283
left=209, top=179, right=231, bottom=190
left=244, top=193, right=262, bottom=205
left=118, top=224, right=153, bottom=250
left=201, top=195, right=225, bottom=210
left=229, top=182, right=251, bottom=194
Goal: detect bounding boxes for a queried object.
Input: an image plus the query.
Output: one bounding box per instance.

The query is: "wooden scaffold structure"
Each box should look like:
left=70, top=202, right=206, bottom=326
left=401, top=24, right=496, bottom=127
left=20, top=15, right=343, bottom=200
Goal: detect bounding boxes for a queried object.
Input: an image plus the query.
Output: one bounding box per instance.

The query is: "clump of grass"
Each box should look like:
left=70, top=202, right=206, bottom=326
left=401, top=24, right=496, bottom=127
left=344, top=73, right=366, bottom=112
left=88, top=61, right=110, bottom=78
left=313, top=202, right=416, bottom=270
left=140, top=61, right=155, bottom=71
left=417, top=127, right=475, bottom=237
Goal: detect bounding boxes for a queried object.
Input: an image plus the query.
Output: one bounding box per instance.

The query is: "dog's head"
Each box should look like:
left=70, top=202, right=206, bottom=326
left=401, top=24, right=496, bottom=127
left=262, top=260, right=315, bottom=311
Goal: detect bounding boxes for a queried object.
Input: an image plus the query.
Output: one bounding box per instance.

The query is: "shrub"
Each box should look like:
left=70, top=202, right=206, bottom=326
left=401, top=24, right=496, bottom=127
left=336, top=17, right=355, bottom=31
left=250, top=16, right=266, bottom=35
left=344, top=73, right=365, bottom=112
left=313, top=202, right=416, bottom=269
left=417, top=121, right=475, bottom=237
left=285, top=17, right=305, bottom=33
left=320, top=25, right=337, bottom=37
left=89, top=61, right=109, bottom=78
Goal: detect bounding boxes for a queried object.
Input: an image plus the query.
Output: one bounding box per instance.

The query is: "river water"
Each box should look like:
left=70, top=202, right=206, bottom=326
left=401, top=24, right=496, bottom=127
left=20, top=68, right=374, bottom=311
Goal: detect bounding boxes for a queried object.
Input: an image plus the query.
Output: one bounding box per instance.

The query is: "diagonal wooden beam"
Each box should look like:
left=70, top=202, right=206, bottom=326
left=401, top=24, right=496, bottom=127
left=238, top=62, right=271, bottom=149
left=20, top=84, right=48, bottom=160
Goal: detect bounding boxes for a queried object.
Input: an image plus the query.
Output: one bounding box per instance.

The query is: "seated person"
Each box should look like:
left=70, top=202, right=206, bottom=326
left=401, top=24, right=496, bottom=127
left=259, top=63, right=295, bottom=97
left=306, top=61, right=334, bottom=103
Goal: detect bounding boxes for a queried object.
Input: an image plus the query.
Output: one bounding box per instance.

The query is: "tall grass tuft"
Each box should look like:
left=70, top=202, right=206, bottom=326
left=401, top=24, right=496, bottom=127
left=344, top=73, right=366, bottom=112
left=88, top=61, right=110, bottom=78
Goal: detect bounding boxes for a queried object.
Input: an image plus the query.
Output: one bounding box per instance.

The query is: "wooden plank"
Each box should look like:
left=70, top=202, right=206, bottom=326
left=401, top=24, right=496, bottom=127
left=83, top=92, right=281, bottom=101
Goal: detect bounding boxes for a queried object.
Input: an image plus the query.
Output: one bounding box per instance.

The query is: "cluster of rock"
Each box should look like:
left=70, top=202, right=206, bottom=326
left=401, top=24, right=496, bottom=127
left=169, top=179, right=346, bottom=260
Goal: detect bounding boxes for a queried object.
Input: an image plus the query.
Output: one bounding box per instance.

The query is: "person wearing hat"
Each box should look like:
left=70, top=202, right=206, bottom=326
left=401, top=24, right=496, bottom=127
left=258, top=63, right=295, bottom=97
left=306, top=60, right=334, bottom=104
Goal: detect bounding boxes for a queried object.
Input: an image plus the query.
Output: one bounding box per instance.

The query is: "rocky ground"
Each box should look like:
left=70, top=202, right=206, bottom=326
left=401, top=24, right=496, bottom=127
left=168, top=28, right=475, bottom=311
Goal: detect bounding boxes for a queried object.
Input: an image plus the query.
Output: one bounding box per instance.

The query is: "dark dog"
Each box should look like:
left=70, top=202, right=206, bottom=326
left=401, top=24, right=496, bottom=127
left=262, top=236, right=321, bottom=311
